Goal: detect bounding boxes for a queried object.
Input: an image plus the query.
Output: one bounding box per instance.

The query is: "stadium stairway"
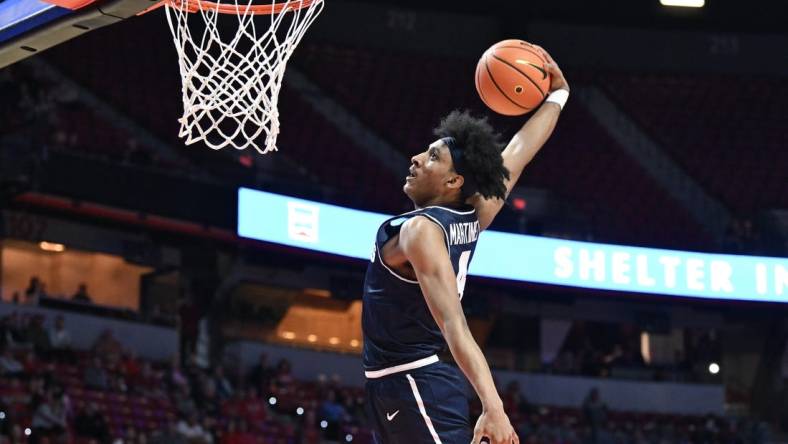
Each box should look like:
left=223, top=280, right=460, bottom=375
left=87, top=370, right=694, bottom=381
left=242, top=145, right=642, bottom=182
left=575, top=86, right=731, bottom=241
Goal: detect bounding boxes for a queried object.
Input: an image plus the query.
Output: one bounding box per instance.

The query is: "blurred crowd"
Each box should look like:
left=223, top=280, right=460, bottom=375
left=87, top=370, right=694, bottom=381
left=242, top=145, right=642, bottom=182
left=493, top=384, right=770, bottom=444
left=0, top=308, right=772, bottom=444
left=8, top=278, right=95, bottom=308
left=0, top=309, right=371, bottom=444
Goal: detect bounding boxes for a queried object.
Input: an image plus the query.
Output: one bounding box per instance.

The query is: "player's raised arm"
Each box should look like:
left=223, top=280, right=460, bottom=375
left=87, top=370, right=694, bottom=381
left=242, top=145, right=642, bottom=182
left=471, top=47, right=570, bottom=231
left=399, top=216, right=518, bottom=444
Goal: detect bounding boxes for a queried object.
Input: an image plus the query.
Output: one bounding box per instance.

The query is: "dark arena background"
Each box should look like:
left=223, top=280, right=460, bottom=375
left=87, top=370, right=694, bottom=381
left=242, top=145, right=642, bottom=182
left=1, top=0, right=788, bottom=443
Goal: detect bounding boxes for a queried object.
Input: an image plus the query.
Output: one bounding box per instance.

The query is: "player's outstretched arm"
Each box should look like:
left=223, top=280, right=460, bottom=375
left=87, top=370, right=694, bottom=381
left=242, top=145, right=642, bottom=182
left=399, top=216, right=519, bottom=444
left=471, top=46, right=570, bottom=231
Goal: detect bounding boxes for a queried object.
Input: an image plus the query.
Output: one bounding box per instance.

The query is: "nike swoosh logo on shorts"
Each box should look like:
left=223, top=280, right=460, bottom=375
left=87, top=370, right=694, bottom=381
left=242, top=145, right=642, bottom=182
left=386, top=410, right=400, bottom=421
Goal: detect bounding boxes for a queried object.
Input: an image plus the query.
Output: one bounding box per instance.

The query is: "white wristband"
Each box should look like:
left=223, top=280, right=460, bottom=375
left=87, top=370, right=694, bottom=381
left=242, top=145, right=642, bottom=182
left=545, top=89, right=569, bottom=110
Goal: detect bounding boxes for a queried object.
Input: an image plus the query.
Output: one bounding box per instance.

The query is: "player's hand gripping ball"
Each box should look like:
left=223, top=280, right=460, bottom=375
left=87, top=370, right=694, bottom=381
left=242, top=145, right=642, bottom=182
left=475, top=39, right=553, bottom=116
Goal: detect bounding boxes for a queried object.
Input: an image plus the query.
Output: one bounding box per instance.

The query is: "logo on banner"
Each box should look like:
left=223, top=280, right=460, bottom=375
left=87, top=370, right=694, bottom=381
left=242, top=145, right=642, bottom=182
left=287, top=201, right=319, bottom=243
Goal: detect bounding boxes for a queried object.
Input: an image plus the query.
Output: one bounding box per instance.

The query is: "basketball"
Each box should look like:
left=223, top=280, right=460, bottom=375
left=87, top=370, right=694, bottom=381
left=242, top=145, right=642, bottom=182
left=475, top=39, right=551, bottom=116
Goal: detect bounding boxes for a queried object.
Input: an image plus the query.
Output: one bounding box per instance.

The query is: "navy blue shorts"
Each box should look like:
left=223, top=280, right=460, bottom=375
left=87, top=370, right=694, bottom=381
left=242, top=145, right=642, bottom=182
left=365, top=362, right=471, bottom=444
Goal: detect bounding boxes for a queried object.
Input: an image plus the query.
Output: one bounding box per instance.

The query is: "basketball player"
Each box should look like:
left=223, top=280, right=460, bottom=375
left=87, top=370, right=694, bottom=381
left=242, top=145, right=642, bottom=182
left=362, top=47, right=569, bottom=444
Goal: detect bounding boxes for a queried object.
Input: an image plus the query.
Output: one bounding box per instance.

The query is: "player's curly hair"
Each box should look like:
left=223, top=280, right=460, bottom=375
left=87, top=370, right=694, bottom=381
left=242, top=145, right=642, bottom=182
left=433, top=110, right=510, bottom=200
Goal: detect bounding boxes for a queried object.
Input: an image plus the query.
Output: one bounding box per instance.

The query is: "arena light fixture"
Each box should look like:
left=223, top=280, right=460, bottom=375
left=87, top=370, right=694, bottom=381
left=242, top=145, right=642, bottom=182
left=708, top=362, right=720, bottom=374
left=349, top=339, right=360, bottom=348
left=280, top=331, right=296, bottom=340
left=304, top=288, right=331, bottom=298
left=660, top=0, right=705, bottom=7
left=39, top=241, right=65, bottom=252
left=307, top=334, right=318, bottom=343
left=328, top=337, right=340, bottom=345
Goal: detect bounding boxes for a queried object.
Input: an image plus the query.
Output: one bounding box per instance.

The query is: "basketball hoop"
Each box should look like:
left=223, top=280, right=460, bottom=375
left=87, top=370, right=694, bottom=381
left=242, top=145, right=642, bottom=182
left=163, top=0, right=324, bottom=154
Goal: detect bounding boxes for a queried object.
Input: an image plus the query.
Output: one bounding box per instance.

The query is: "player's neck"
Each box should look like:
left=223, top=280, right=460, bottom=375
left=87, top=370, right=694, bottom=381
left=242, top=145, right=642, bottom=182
left=414, top=195, right=465, bottom=210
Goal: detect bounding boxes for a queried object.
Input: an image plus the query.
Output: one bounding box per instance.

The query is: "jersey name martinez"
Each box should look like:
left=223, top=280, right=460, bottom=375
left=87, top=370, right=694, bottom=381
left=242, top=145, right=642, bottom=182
left=449, top=221, right=480, bottom=246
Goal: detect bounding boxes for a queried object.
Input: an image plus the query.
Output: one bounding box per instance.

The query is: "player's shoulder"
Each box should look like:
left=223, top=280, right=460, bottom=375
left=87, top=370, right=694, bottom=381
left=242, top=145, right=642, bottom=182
left=400, top=215, right=444, bottom=244
left=402, top=214, right=442, bottom=233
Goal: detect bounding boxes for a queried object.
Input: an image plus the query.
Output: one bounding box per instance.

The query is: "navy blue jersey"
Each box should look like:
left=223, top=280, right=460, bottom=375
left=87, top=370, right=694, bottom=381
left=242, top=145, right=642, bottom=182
left=362, top=205, right=480, bottom=371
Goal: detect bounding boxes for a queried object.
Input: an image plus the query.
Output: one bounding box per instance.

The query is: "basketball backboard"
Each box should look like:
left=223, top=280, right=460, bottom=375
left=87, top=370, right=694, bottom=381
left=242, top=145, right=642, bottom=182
left=0, top=0, right=154, bottom=69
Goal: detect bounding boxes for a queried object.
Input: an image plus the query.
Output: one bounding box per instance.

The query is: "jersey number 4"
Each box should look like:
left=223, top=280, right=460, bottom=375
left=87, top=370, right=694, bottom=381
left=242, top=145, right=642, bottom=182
left=456, top=250, right=471, bottom=299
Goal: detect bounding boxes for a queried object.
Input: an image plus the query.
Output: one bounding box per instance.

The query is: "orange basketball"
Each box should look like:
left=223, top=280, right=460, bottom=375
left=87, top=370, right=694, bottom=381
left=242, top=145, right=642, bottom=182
left=475, top=39, right=551, bottom=116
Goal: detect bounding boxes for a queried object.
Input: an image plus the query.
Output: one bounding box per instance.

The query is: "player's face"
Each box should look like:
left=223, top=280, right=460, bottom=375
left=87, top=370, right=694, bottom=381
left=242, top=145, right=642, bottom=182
left=403, top=140, right=457, bottom=206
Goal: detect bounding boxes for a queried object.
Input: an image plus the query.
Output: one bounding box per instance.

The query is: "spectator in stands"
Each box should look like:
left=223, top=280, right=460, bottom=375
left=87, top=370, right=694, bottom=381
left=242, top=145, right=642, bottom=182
left=72, top=283, right=92, bottom=303
left=178, top=295, right=201, bottom=364
left=213, top=366, right=234, bottom=400
left=175, top=413, right=212, bottom=444
left=27, top=375, right=47, bottom=407
left=502, top=381, right=531, bottom=418
left=239, top=387, right=267, bottom=426
left=0, top=317, right=11, bottom=350
left=74, top=401, right=110, bottom=443
left=121, top=350, right=142, bottom=385
left=0, top=346, right=24, bottom=377
left=27, top=316, right=51, bottom=356
left=200, top=416, right=218, bottom=444
left=150, top=421, right=186, bottom=444
left=347, top=392, right=370, bottom=426
left=2, top=313, right=28, bottom=349
left=133, top=360, right=161, bottom=396
left=174, top=383, right=198, bottom=418
left=118, top=426, right=147, bottom=444
left=49, top=315, right=72, bottom=351
left=0, top=397, right=11, bottom=438
left=552, top=350, right=577, bottom=375
left=30, top=387, right=67, bottom=444
left=221, top=419, right=255, bottom=444
left=319, top=389, right=347, bottom=439
left=583, top=388, right=608, bottom=444
left=92, top=329, right=123, bottom=357
left=25, top=277, right=45, bottom=305
left=7, top=424, right=25, bottom=444
left=83, top=356, right=109, bottom=391
left=272, top=359, right=294, bottom=389
left=168, top=354, right=190, bottom=391
left=21, top=349, right=42, bottom=376
left=197, top=374, right=220, bottom=416
left=111, top=373, right=129, bottom=394
left=248, top=353, right=274, bottom=391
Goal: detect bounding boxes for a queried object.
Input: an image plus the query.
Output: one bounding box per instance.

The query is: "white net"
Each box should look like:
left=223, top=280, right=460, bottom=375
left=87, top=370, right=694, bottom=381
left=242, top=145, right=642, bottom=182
left=164, top=0, right=324, bottom=154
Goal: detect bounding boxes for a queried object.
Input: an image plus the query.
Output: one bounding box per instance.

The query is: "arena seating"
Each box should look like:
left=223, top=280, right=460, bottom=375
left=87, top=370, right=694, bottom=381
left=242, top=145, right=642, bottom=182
left=0, top=309, right=760, bottom=444
left=34, top=18, right=714, bottom=247
left=603, top=73, right=788, bottom=215
left=293, top=44, right=711, bottom=248
left=27, top=16, right=788, bottom=251
left=41, top=17, right=408, bottom=214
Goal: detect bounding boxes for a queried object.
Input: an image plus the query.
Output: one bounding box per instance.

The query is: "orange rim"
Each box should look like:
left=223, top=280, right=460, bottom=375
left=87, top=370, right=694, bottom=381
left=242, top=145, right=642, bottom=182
left=167, top=0, right=318, bottom=15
